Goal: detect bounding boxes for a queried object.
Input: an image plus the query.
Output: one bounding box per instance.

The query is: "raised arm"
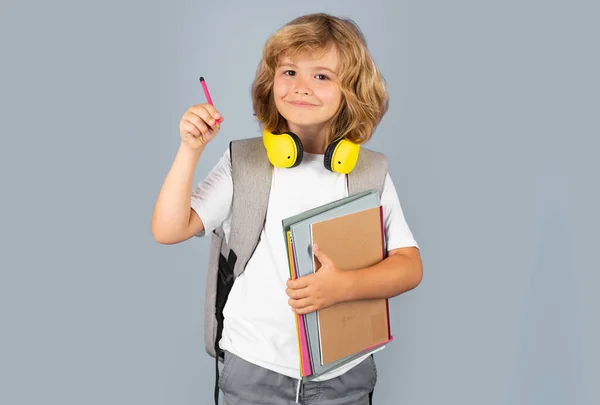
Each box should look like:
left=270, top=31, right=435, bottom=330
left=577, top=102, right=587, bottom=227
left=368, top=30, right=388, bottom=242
left=151, top=104, right=223, bottom=244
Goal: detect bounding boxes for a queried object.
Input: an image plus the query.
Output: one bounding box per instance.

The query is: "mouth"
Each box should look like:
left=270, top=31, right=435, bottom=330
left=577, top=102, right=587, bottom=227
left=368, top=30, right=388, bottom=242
left=287, top=100, right=318, bottom=107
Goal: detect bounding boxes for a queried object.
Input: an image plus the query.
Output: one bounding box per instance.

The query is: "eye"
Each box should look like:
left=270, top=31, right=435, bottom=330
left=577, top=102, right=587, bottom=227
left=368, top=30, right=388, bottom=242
left=315, top=74, right=329, bottom=80
left=283, top=70, right=296, bottom=76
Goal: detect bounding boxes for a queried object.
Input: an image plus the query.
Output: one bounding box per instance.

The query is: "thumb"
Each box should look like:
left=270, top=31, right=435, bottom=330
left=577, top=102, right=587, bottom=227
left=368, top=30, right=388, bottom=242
left=312, top=244, right=332, bottom=267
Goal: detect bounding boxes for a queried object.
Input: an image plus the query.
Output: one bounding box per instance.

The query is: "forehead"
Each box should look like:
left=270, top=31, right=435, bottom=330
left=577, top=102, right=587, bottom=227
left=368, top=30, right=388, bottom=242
left=278, top=46, right=340, bottom=70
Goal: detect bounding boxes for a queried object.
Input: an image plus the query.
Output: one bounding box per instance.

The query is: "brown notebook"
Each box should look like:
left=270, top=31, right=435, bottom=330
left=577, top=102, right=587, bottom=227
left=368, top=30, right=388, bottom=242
left=310, top=206, right=390, bottom=365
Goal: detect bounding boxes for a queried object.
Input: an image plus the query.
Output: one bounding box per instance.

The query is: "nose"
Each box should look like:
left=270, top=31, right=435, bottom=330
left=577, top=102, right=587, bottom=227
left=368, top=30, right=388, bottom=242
left=293, top=76, right=313, bottom=96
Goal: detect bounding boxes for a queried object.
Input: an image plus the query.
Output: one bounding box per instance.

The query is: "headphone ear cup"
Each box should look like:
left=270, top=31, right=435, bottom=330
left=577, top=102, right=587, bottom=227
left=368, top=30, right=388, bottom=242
left=324, top=138, right=360, bottom=174
left=287, top=132, right=303, bottom=168
left=323, top=139, right=340, bottom=172
left=262, top=129, right=303, bottom=168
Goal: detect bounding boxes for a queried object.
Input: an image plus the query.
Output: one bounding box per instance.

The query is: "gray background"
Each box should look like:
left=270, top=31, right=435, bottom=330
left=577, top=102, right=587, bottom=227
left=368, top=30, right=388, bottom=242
left=1, top=0, right=598, bottom=404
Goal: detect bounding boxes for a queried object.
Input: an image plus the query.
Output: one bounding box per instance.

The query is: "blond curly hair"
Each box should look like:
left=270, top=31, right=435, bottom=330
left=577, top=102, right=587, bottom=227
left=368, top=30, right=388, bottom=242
left=251, top=13, right=389, bottom=145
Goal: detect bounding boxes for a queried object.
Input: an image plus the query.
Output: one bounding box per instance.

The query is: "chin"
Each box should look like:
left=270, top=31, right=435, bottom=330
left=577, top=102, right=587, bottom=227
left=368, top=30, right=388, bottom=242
left=288, top=120, right=330, bottom=132
left=281, top=112, right=331, bottom=128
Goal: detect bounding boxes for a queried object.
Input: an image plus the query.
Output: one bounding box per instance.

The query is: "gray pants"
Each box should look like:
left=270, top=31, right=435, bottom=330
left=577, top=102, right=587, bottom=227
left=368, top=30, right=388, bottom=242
left=218, top=351, right=377, bottom=405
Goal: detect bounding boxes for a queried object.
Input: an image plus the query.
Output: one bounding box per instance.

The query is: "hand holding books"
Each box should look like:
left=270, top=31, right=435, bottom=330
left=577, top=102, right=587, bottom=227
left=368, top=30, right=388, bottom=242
left=286, top=243, right=349, bottom=315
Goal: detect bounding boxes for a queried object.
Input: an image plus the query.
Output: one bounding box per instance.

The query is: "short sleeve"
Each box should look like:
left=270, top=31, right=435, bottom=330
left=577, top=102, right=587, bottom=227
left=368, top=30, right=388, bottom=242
left=380, top=173, right=419, bottom=251
left=190, top=148, right=233, bottom=237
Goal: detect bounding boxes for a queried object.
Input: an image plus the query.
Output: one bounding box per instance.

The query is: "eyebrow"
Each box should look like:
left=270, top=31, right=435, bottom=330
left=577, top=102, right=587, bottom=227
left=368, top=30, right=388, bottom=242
left=278, top=62, right=338, bottom=75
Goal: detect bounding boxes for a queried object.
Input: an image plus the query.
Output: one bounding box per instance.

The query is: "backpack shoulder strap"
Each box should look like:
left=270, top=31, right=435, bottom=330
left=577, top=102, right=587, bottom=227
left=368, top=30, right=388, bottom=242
left=204, top=136, right=271, bottom=357
left=228, top=137, right=272, bottom=277
left=348, top=147, right=388, bottom=197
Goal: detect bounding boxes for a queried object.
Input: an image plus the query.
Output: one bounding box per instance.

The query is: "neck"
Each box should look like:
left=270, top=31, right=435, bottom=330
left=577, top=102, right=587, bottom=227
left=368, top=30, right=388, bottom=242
left=287, top=123, right=327, bottom=154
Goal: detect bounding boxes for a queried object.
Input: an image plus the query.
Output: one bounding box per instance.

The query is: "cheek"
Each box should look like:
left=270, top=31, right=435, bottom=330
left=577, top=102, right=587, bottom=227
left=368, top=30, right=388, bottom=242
left=321, top=87, right=342, bottom=110
left=272, top=77, right=288, bottom=98
left=272, top=80, right=285, bottom=107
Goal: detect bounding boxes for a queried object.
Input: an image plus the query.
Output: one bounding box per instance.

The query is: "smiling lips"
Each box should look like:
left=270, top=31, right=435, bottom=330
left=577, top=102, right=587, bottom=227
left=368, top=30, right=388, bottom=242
left=288, top=100, right=318, bottom=107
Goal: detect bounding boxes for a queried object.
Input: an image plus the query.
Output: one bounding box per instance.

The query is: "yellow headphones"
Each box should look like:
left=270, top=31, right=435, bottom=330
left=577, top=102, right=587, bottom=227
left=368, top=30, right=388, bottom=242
left=262, top=129, right=360, bottom=174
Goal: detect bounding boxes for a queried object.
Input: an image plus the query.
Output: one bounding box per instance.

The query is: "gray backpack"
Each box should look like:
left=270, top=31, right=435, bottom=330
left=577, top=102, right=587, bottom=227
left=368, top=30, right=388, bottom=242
left=203, top=136, right=387, bottom=403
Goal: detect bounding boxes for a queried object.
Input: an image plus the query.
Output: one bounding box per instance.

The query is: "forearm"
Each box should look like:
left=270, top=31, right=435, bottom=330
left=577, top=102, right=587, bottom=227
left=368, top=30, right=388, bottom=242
left=151, top=142, right=204, bottom=240
left=342, top=250, right=422, bottom=301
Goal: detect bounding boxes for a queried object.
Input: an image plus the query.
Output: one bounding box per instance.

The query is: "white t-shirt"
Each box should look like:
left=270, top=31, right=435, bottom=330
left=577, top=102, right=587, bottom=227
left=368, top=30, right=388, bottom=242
left=191, top=147, right=418, bottom=381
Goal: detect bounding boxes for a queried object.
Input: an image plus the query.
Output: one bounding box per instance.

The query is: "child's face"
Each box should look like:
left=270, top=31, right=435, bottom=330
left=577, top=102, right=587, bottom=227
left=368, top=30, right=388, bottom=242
left=273, top=47, right=342, bottom=135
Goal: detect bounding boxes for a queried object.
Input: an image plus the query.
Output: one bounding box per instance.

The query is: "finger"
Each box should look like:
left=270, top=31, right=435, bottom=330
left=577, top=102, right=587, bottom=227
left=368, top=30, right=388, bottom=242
left=202, top=104, right=223, bottom=123
left=180, top=120, right=201, bottom=138
left=185, top=115, right=211, bottom=136
left=190, top=104, right=222, bottom=125
left=186, top=109, right=215, bottom=130
left=285, top=287, right=308, bottom=300
left=289, top=297, right=312, bottom=310
left=290, top=274, right=312, bottom=289
left=312, top=244, right=332, bottom=267
left=294, top=305, right=318, bottom=315
left=286, top=278, right=300, bottom=289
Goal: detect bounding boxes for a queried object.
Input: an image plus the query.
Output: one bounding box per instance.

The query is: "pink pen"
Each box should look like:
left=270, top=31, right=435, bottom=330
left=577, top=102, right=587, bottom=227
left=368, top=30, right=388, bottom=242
left=199, top=76, right=221, bottom=124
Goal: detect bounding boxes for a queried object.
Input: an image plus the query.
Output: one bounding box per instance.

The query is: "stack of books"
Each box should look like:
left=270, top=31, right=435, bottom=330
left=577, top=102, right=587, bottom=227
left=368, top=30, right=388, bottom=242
left=282, top=190, right=394, bottom=381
